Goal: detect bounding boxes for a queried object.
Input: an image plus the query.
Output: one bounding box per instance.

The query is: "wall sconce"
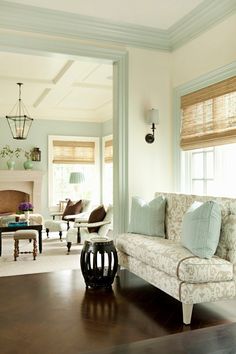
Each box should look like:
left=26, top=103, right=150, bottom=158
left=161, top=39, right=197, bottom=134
left=31, top=147, right=41, bottom=161
left=145, top=108, right=159, bottom=144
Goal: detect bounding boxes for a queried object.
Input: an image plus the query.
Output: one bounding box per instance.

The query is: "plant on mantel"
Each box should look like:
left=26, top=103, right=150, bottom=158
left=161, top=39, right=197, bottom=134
left=23, top=149, right=33, bottom=170
left=0, top=145, right=21, bottom=159
left=0, top=145, right=34, bottom=170
left=0, top=145, right=22, bottom=170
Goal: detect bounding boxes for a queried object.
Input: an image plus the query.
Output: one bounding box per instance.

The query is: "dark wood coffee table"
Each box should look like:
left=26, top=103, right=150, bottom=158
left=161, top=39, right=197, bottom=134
left=0, top=224, right=43, bottom=256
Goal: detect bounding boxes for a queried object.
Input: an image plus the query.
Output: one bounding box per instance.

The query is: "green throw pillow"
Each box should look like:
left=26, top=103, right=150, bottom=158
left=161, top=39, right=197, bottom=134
left=181, top=201, right=222, bottom=259
left=128, top=196, right=166, bottom=237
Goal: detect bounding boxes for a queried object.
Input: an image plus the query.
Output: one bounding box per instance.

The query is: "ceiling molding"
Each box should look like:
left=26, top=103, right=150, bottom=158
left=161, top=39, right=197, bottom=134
left=169, top=0, right=236, bottom=50
left=0, top=0, right=235, bottom=52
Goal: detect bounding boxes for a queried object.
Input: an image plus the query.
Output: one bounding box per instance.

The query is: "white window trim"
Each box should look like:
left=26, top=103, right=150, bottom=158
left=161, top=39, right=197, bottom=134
left=48, top=135, right=100, bottom=208
left=102, top=134, right=113, bottom=205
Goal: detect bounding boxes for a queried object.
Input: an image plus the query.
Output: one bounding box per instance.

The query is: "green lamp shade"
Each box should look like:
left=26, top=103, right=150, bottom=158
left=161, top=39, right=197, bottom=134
left=69, top=172, right=85, bottom=184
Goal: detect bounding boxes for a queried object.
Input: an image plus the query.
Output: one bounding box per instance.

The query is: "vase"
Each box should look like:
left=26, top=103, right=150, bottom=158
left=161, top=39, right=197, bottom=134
left=23, top=159, right=33, bottom=170
left=7, top=160, right=15, bottom=170
left=24, top=211, right=30, bottom=221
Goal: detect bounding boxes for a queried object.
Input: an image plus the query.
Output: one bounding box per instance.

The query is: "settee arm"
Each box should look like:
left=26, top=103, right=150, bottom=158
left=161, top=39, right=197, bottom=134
left=63, top=212, right=89, bottom=221
left=75, top=220, right=111, bottom=228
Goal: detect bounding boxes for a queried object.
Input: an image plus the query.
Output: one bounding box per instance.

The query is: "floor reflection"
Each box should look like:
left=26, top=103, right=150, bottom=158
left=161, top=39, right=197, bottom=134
left=81, top=287, right=118, bottom=323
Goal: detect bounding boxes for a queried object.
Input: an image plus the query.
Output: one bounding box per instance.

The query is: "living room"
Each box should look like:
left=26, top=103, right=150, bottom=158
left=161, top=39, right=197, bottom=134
left=0, top=0, right=236, bottom=353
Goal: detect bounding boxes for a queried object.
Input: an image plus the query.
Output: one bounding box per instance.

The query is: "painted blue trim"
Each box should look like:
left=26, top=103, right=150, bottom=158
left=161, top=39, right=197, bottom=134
left=173, top=61, right=236, bottom=192
left=0, top=30, right=129, bottom=235
left=169, top=0, right=236, bottom=50
left=0, top=0, right=235, bottom=51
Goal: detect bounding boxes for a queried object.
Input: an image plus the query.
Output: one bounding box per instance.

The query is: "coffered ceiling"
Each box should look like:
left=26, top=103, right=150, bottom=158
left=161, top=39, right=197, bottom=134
left=0, top=51, right=113, bottom=123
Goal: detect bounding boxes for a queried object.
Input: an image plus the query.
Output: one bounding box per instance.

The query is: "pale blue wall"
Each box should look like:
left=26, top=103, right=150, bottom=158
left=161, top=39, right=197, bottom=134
left=102, top=119, right=113, bottom=136
left=0, top=118, right=112, bottom=218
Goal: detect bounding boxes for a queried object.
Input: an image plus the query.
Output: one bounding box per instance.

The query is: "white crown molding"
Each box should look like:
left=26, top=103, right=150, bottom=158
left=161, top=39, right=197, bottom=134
left=0, top=1, right=169, bottom=51
left=169, top=0, right=236, bottom=50
left=0, top=0, right=235, bottom=52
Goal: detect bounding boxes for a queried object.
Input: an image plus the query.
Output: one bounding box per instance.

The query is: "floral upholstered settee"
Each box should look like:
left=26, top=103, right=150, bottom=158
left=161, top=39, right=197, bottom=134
left=116, top=192, right=236, bottom=325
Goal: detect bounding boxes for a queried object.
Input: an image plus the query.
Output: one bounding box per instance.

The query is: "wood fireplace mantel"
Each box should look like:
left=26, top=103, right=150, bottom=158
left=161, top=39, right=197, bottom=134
left=0, top=170, right=44, bottom=213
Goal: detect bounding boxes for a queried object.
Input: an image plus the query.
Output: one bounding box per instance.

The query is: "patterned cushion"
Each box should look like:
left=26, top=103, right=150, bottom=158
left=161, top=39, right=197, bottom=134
left=116, top=233, right=233, bottom=283
left=216, top=214, right=236, bottom=265
left=118, top=251, right=235, bottom=303
left=155, top=192, right=232, bottom=242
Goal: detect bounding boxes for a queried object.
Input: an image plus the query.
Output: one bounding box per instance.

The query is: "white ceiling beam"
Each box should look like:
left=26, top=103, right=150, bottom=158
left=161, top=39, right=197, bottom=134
left=72, top=82, right=112, bottom=90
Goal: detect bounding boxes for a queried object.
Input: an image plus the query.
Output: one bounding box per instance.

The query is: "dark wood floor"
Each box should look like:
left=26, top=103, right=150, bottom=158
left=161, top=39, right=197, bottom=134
left=0, top=269, right=236, bottom=354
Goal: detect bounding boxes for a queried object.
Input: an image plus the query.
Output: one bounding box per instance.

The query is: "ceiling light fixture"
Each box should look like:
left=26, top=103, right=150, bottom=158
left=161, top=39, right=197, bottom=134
left=6, top=82, right=34, bottom=140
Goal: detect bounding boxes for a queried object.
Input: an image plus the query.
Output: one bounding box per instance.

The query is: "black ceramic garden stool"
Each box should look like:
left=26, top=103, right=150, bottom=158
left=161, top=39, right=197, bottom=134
left=80, top=237, right=118, bottom=289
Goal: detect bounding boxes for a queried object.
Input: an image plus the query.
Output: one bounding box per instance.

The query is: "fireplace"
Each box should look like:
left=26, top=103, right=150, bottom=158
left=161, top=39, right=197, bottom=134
left=0, top=171, right=44, bottom=214
left=0, top=190, right=30, bottom=214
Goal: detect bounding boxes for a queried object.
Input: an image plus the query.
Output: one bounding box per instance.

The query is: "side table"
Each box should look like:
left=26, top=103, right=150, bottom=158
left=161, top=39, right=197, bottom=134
left=80, top=237, right=118, bottom=289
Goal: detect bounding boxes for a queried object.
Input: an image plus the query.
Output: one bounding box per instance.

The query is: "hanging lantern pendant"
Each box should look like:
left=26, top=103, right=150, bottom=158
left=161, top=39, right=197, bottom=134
left=6, top=83, right=34, bottom=140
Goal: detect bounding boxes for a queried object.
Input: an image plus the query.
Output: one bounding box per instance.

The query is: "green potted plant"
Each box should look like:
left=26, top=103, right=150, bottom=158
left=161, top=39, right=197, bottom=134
left=24, top=149, right=33, bottom=170
left=0, top=145, right=21, bottom=170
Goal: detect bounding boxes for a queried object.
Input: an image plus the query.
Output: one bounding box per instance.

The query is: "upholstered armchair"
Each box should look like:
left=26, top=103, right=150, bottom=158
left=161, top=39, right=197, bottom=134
left=44, top=199, right=92, bottom=240
left=66, top=205, right=113, bottom=253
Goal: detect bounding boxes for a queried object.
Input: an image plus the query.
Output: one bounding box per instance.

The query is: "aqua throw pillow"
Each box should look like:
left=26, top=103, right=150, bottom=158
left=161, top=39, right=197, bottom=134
left=181, top=201, right=222, bottom=259
left=128, top=196, right=166, bottom=237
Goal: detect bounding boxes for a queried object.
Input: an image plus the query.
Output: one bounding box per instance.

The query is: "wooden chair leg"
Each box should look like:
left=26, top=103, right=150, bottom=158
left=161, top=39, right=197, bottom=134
left=33, top=239, right=37, bottom=260
left=14, top=239, right=19, bottom=261
left=67, top=242, right=72, bottom=254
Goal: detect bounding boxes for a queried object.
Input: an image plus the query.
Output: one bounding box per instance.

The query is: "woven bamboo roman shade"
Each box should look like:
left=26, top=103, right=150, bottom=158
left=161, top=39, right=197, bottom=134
left=104, top=139, right=113, bottom=163
left=53, top=140, right=95, bottom=164
left=180, top=76, right=236, bottom=150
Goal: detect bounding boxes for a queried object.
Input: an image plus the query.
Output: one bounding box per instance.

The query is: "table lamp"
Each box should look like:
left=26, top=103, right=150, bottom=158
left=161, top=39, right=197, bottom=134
left=69, top=172, right=85, bottom=197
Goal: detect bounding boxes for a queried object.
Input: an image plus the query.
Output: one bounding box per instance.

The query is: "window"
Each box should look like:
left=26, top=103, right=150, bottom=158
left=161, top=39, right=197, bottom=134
left=48, top=136, right=100, bottom=207
left=182, top=144, right=236, bottom=197
left=182, top=147, right=215, bottom=195
left=180, top=76, right=236, bottom=197
left=180, top=76, right=236, bottom=150
left=102, top=135, right=113, bottom=205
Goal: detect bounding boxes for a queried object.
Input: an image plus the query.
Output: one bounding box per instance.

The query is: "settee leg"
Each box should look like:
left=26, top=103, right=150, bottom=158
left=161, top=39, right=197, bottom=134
left=182, top=303, right=193, bottom=325
left=67, top=242, right=72, bottom=254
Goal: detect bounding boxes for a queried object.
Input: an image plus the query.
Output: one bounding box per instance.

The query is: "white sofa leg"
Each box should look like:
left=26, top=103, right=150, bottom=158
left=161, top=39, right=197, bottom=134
left=182, top=303, right=193, bottom=325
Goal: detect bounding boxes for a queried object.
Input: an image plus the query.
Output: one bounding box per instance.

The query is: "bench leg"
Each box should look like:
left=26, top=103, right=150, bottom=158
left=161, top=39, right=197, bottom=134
left=182, top=303, right=193, bottom=325
left=59, top=231, right=62, bottom=241
left=67, top=242, right=72, bottom=254
left=33, top=239, right=37, bottom=260
left=46, top=228, right=49, bottom=238
left=14, top=239, right=19, bottom=261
